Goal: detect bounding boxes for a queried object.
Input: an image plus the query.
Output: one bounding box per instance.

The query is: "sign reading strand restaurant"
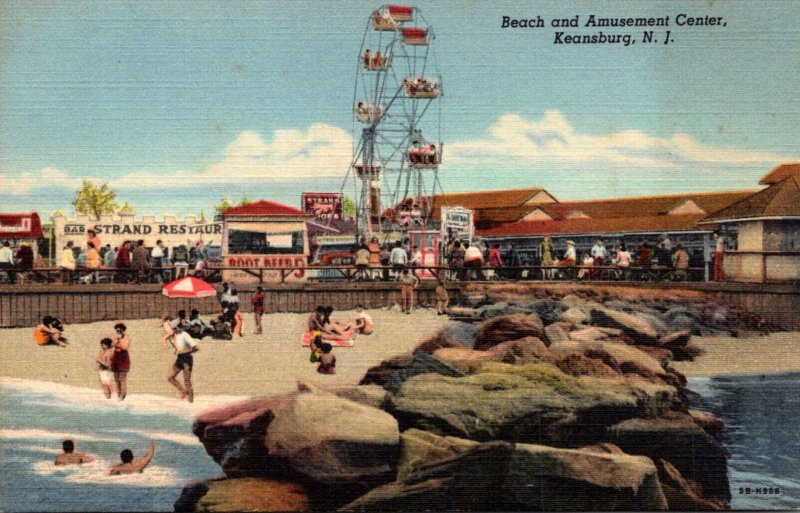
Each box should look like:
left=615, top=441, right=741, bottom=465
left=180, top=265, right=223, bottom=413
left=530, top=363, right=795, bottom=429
left=301, top=193, right=343, bottom=220
left=54, top=213, right=223, bottom=253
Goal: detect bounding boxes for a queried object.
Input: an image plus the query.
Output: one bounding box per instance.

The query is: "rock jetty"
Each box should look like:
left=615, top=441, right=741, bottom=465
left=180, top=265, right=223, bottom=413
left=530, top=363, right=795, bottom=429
left=176, top=287, right=742, bottom=511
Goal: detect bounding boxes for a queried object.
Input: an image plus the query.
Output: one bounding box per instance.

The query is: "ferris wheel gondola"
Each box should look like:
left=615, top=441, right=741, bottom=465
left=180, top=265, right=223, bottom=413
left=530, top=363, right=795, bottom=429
left=345, top=5, right=444, bottom=241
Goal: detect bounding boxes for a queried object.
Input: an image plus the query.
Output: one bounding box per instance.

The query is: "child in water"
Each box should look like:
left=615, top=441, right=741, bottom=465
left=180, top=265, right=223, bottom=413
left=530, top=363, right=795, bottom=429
left=96, top=338, right=115, bottom=399
left=317, top=343, right=336, bottom=374
left=309, top=331, right=323, bottom=363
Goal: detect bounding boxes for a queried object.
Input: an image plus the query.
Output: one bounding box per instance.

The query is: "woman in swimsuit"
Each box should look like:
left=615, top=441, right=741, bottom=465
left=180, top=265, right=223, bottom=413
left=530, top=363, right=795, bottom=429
left=96, top=338, right=115, bottom=399
left=111, top=323, right=131, bottom=401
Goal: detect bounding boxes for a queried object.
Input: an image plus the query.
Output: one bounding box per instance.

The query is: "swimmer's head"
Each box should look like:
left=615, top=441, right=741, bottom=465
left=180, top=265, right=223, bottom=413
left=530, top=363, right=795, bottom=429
left=120, top=449, right=133, bottom=464
left=100, top=338, right=113, bottom=349
left=62, top=440, right=74, bottom=453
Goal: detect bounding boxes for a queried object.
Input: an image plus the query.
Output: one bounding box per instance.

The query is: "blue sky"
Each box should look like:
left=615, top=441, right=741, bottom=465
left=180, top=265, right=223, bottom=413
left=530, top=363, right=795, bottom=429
left=1, top=0, right=798, bottom=218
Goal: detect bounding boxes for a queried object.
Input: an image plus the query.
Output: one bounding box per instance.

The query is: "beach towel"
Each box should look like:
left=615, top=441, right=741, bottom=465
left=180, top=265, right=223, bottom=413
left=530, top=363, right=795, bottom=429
left=300, top=331, right=354, bottom=347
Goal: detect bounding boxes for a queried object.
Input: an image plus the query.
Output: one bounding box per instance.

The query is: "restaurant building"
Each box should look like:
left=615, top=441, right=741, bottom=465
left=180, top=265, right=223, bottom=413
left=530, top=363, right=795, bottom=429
left=53, top=212, right=222, bottom=258
left=220, top=200, right=313, bottom=283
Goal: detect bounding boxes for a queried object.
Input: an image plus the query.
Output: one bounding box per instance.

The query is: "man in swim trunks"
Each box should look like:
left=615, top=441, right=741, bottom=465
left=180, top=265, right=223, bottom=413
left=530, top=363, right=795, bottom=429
left=167, top=326, right=199, bottom=403
left=34, top=316, right=68, bottom=347
left=109, top=443, right=156, bottom=475
left=55, top=439, right=96, bottom=465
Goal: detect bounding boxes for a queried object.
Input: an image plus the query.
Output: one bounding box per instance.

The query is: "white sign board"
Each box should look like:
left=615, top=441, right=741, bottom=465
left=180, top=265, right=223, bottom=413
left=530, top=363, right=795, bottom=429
left=441, top=206, right=474, bottom=243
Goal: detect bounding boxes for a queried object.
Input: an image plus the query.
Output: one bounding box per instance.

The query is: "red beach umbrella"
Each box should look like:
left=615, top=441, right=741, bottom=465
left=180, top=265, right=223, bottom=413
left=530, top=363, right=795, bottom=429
left=161, top=277, right=217, bottom=298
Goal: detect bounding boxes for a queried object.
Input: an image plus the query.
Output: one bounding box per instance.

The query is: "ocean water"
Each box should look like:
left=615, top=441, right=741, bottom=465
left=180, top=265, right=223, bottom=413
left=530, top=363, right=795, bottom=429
left=3, top=374, right=799, bottom=511
left=687, top=372, right=800, bottom=510
left=0, top=378, right=248, bottom=512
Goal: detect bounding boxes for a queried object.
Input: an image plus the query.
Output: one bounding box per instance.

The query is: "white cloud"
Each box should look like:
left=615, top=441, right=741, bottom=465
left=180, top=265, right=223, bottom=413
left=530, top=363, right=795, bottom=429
left=113, top=124, right=353, bottom=189
left=447, top=110, right=788, bottom=168
left=0, top=167, right=80, bottom=195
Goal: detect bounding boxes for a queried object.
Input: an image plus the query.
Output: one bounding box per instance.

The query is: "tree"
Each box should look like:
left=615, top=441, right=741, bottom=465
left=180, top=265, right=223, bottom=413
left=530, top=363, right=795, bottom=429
left=72, top=180, right=119, bottom=219
left=238, top=196, right=252, bottom=206
left=214, top=196, right=234, bottom=214
left=342, top=195, right=356, bottom=219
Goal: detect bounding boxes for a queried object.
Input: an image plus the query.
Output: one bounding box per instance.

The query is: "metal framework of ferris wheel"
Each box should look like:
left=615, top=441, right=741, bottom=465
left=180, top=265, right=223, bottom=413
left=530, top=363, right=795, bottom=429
left=344, top=4, right=444, bottom=241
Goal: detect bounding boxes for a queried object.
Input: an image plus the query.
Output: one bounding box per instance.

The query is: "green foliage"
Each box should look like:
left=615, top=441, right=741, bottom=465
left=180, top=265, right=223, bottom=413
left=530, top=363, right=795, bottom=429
left=72, top=180, right=119, bottom=219
left=342, top=195, right=357, bottom=218
left=214, top=196, right=234, bottom=214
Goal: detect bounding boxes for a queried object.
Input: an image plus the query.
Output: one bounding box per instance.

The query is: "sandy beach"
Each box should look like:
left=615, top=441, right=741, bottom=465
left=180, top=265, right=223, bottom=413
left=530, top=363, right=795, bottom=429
left=0, top=308, right=453, bottom=399
left=2, top=309, right=800, bottom=401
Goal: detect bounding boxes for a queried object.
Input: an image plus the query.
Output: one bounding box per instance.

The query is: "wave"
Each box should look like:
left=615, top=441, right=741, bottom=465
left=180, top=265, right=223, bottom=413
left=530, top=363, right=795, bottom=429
left=33, top=460, right=184, bottom=487
left=115, top=429, right=201, bottom=446
left=0, top=428, right=122, bottom=443
left=0, top=377, right=250, bottom=420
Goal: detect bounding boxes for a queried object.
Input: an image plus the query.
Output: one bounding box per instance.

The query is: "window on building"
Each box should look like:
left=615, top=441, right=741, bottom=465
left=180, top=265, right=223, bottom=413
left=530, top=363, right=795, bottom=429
left=228, top=229, right=304, bottom=255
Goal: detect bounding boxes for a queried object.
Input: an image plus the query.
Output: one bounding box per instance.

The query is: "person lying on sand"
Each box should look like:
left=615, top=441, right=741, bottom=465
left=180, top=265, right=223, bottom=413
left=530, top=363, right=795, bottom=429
left=55, top=439, right=96, bottom=465
left=109, top=443, right=156, bottom=475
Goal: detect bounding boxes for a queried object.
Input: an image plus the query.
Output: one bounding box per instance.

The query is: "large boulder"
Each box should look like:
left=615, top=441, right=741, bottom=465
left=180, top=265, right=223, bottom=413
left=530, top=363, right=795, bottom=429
left=476, top=301, right=531, bottom=319
left=264, top=391, right=400, bottom=487
left=657, top=459, right=729, bottom=510
left=174, top=478, right=310, bottom=512
left=544, top=323, right=570, bottom=345
left=591, top=307, right=659, bottom=344
left=548, top=341, right=666, bottom=379
left=555, top=353, right=621, bottom=379
left=360, top=351, right=465, bottom=392
left=433, top=337, right=551, bottom=373
left=499, top=443, right=668, bottom=511
left=193, top=390, right=401, bottom=496
left=474, top=313, right=545, bottom=350
left=296, top=379, right=388, bottom=410
left=192, top=394, right=295, bottom=476
left=343, top=431, right=669, bottom=512
left=608, top=411, right=730, bottom=503
left=412, top=322, right=477, bottom=353
left=558, top=306, right=589, bottom=325
left=521, top=299, right=568, bottom=325
left=386, top=362, right=675, bottom=444
left=341, top=441, right=514, bottom=512
left=568, top=327, right=612, bottom=342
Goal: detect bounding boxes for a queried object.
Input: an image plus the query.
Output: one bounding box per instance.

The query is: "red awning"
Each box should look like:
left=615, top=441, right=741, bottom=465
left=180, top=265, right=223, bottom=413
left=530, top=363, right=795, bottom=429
left=0, top=213, right=43, bottom=239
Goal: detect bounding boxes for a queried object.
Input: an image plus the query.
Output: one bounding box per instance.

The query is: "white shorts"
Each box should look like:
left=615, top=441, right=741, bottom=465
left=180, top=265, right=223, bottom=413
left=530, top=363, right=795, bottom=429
left=98, top=369, right=113, bottom=384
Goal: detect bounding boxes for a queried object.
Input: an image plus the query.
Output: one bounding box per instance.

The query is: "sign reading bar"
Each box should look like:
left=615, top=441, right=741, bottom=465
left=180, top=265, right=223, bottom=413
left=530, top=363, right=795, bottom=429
left=302, top=193, right=343, bottom=220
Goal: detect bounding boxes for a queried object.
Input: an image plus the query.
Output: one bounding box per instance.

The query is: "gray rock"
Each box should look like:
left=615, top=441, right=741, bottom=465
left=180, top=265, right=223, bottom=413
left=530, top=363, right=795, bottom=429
left=387, top=362, right=675, bottom=444
left=591, top=307, right=659, bottom=344
left=523, top=299, right=568, bottom=325
left=477, top=302, right=531, bottom=319
left=265, top=390, right=400, bottom=487
left=544, top=324, right=570, bottom=345
left=632, top=312, right=671, bottom=337
left=559, top=306, right=589, bottom=325
left=384, top=351, right=466, bottom=393
left=608, top=411, right=730, bottom=503
left=474, top=313, right=545, bottom=350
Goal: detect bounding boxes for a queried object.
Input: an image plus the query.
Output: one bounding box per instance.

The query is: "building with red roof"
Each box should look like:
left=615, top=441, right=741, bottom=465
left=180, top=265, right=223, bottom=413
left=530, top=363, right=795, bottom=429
left=220, top=200, right=313, bottom=283
left=0, top=212, right=44, bottom=255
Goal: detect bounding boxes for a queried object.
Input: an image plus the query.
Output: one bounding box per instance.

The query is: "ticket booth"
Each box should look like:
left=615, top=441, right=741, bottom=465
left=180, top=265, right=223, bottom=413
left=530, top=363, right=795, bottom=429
left=408, top=229, right=440, bottom=279
left=221, top=200, right=313, bottom=284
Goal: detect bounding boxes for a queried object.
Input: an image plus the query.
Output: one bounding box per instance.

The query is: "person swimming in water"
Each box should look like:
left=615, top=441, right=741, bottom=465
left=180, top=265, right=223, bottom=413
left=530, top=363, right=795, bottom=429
left=109, top=442, right=156, bottom=475
left=54, top=439, right=96, bottom=466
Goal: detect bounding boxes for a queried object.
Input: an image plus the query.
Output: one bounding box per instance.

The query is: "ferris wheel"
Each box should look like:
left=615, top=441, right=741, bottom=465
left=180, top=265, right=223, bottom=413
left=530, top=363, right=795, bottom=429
left=346, top=5, right=444, bottom=241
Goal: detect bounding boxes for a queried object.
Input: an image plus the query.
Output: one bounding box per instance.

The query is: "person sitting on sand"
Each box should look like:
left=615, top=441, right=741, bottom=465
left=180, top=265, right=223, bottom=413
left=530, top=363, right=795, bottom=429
left=309, top=331, right=323, bottom=363
left=187, top=309, right=211, bottom=339
left=167, top=326, right=199, bottom=402
left=96, top=338, right=115, bottom=399
left=307, top=306, right=328, bottom=333
left=109, top=443, right=156, bottom=475
left=55, top=439, right=96, bottom=466
left=34, top=315, right=68, bottom=347
left=317, top=343, right=336, bottom=374
left=338, top=305, right=373, bottom=337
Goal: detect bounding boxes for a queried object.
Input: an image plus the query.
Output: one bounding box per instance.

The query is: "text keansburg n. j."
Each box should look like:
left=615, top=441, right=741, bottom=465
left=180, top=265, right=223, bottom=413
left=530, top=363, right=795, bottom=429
left=501, top=14, right=727, bottom=47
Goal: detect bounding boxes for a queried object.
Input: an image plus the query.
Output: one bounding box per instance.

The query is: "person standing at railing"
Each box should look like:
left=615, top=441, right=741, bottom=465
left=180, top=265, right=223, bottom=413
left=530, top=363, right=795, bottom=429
left=131, top=240, right=150, bottom=284
left=673, top=244, right=689, bottom=281
left=251, top=286, right=265, bottom=335
left=1, top=240, right=16, bottom=283
left=539, top=236, right=555, bottom=280
left=399, top=269, right=419, bottom=314
left=390, top=241, right=408, bottom=280
left=713, top=232, right=726, bottom=281
left=85, top=242, right=101, bottom=283
left=151, top=240, right=166, bottom=283
left=60, top=241, right=76, bottom=283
